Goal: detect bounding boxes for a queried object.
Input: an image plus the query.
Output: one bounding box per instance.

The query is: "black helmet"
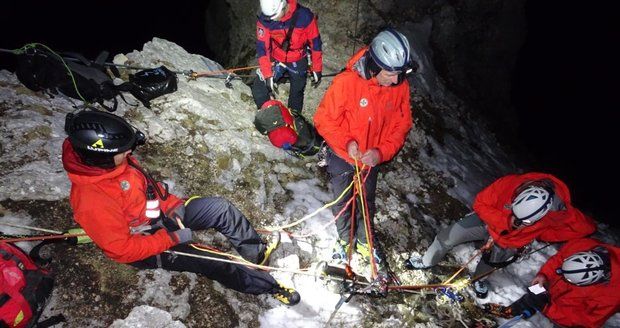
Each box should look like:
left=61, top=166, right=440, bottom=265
left=65, top=110, right=145, bottom=168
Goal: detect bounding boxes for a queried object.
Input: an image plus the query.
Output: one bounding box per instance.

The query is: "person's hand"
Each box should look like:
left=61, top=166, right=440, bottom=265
left=311, top=71, right=322, bottom=88
left=346, top=140, right=361, bottom=160
left=531, top=274, right=547, bottom=288
left=267, top=77, right=279, bottom=95
left=361, top=148, right=381, bottom=167
left=170, top=228, right=192, bottom=245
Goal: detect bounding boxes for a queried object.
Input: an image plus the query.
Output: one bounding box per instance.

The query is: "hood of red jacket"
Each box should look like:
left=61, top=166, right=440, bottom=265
left=280, top=0, right=298, bottom=21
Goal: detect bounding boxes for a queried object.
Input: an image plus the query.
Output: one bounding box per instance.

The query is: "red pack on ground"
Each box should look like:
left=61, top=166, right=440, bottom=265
left=253, top=99, right=298, bottom=150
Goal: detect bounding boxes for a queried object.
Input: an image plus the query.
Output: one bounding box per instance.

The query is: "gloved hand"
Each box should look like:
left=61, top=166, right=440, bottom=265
left=169, top=228, right=192, bottom=245
left=361, top=148, right=381, bottom=167
left=266, top=76, right=279, bottom=95
left=346, top=140, right=361, bottom=160
left=311, top=71, right=322, bottom=88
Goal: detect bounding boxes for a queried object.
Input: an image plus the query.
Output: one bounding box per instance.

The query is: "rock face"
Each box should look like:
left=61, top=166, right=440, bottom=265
left=204, top=0, right=526, bottom=136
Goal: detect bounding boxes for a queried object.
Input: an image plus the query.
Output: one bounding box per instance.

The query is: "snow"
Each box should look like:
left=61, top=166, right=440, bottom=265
left=2, top=37, right=619, bottom=327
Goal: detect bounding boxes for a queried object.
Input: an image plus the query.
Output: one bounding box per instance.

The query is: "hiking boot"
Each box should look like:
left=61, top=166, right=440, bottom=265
left=473, top=280, right=489, bottom=299
left=258, top=231, right=281, bottom=266
left=403, top=256, right=431, bottom=270
left=271, top=281, right=300, bottom=306
left=331, top=239, right=349, bottom=261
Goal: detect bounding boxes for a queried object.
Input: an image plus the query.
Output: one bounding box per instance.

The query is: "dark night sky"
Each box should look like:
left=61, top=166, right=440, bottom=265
left=1, top=1, right=618, bottom=226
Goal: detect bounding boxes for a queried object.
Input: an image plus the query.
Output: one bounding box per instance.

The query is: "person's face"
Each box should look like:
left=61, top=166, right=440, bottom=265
left=375, top=69, right=400, bottom=86
left=113, top=150, right=132, bottom=166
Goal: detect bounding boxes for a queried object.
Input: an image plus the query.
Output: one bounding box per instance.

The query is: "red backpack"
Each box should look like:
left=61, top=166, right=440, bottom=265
left=253, top=99, right=298, bottom=150
left=1, top=242, right=54, bottom=328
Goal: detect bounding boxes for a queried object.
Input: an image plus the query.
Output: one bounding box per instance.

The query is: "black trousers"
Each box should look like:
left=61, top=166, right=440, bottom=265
left=251, top=57, right=308, bottom=116
left=130, top=197, right=277, bottom=295
left=326, top=149, right=380, bottom=245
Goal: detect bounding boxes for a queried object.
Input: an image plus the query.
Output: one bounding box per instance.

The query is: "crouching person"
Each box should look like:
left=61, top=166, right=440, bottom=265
left=404, top=172, right=596, bottom=298
left=485, top=238, right=620, bottom=327
left=61, top=110, right=300, bottom=305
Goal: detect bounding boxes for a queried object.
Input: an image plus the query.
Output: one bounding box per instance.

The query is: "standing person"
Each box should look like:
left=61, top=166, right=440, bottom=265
left=61, top=110, right=300, bottom=305
left=313, top=28, right=415, bottom=278
left=404, top=172, right=597, bottom=298
left=252, top=0, right=322, bottom=116
left=485, top=238, right=619, bottom=327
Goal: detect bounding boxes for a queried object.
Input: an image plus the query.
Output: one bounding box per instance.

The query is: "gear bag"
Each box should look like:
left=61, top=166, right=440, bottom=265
left=0, top=243, right=54, bottom=328
left=117, top=66, right=178, bottom=108
left=254, top=99, right=298, bottom=150
left=15, top=45, right=121, bottom=111
left=253, top=100, right=323, bottom=157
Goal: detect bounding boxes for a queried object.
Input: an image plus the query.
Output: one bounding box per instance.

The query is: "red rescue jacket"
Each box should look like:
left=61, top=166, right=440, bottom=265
left=313, top=48, right=413, bottom=165
left=256, top=0, right=322, bottom=78
left=62, top=139, right=183, bottom=263
left=538, top=238, right=620, bottom=328
left=473, top=172, right=596, bottom=248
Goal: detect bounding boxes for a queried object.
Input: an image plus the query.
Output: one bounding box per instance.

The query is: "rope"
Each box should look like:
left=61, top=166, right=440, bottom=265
left=0, top=233, right=87, bottom=243
left=0, top=222, right=63, bottom=234
left=262, top=180, right=355, bottom=231
left=443, top=240, right=493, bottom=285
left=354, top=160, right=378, bottom=279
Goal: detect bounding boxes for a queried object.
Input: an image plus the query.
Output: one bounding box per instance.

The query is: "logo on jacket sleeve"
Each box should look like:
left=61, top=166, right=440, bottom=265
left=258, top=27, right=265, bottom=38
left=360, top=98, right=369, bottom=108
left=120, top=180, right=131, bottom=191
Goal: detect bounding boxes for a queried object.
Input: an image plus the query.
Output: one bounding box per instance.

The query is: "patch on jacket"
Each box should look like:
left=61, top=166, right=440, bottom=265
left=120, top=180, right=131, bottom=191
left=258, top=27, right=265, bottom=38
left=360, top=98, right=368, bottom=108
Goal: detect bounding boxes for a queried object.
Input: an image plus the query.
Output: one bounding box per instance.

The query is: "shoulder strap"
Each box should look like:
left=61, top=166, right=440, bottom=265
left=281, top=9, right=300, bottom=52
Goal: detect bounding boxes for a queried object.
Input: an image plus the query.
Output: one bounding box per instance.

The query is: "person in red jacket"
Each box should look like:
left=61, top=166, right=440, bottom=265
left=404, top=172, right=597, bottom=298
left=485, top=238, right=619, bottom=327
left=61, top=110, right=300, bottom=305
left=252, top=0, right=322, bottom=116
left=313, top=28, right=416, bottom=279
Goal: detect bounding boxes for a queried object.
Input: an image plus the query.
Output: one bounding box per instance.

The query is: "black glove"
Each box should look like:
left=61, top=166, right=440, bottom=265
left=311, top=71, right=322, bottom=88
left=169, top=228, right=192, bottom=245
left=266, top=76, right=279, bottom=95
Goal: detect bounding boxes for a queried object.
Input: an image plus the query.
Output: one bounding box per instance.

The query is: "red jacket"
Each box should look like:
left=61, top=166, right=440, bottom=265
left=473, top=172, right=596, bottom=248
left=62, top=139, right=183, bottom=263
left=256, top=0, right=322, bottom=78
left=537, top=238, right=620, bottom=327
left=313, top=48, right=413, bottom=165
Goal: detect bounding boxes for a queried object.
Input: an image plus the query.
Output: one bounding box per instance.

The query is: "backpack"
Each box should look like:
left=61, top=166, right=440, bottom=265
left=253, top=100, right=323, bottom=157
left=15, top=44, right=121, bottom=111
left=0, top=243, right=54, bottom=328
left=117, top=66, right=178, bottom=108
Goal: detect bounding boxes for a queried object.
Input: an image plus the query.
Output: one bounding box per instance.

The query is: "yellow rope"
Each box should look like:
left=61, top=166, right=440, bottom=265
left=262, top=179, right=355, bottom=231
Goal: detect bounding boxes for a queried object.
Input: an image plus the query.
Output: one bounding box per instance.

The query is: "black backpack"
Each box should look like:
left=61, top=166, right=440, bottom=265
left=117, top=66, right=178, bottom=108
left=291, top=114, right=323, bottom=157
left=15, top=45, right=121, bottom=111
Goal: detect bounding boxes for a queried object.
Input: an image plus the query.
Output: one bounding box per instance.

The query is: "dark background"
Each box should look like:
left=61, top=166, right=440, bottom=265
left=512, top=2, right=618, bottom=226
left=1, top=1, right=617, bottom=226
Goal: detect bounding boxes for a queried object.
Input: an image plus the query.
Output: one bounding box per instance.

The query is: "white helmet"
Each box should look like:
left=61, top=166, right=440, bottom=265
left=559, top=251, right=608, bottom=286
left=260, top=0, right=286, bottom=20
left=511, top=186, right=554, bottom=225
left=369, top=28, right=412, bottom=72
